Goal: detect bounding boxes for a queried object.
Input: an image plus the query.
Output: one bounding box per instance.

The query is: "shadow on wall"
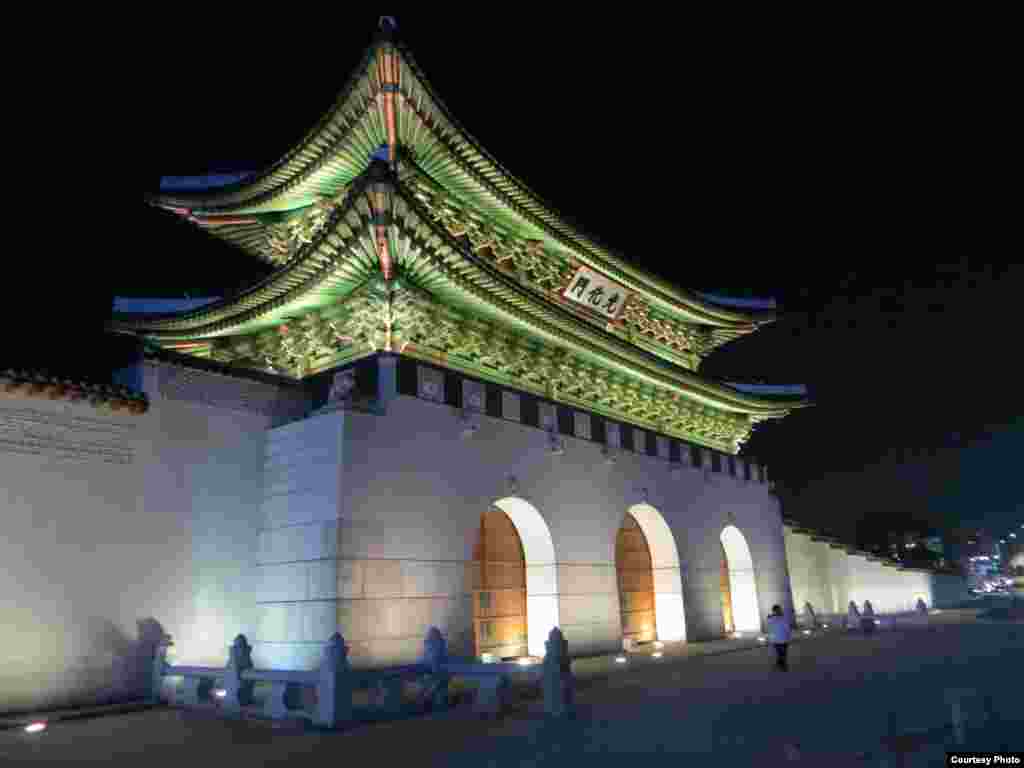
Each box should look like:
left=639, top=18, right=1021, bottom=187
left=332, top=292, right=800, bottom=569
left=2, top=617, right=167, bottom=715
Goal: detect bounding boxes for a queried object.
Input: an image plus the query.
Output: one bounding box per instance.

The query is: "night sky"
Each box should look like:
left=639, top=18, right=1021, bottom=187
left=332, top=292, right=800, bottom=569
left=50, top=13, right=1021, bottom=550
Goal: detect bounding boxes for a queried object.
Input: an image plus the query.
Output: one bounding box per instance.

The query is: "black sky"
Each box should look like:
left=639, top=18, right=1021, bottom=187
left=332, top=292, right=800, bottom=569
left=52, top=13, right=1023, bottom=547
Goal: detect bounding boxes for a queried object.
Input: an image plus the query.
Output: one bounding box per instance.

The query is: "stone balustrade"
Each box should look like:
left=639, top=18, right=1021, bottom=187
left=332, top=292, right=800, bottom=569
left=152, top=626, right=574, bottom=728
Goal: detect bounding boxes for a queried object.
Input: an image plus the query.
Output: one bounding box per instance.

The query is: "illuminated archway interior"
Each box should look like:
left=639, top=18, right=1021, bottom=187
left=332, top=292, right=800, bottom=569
left=720, top=525, right=761, bottom=633
left=626, top=504, right=687, bottom=643
left=488, top=497, right=559, bottom=658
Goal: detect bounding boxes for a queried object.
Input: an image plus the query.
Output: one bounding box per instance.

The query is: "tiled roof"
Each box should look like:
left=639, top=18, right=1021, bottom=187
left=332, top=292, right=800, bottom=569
left=0, top=369, right=148, bottom=414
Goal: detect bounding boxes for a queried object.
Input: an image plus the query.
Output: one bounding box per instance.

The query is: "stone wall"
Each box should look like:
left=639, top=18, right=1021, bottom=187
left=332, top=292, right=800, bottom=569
left=0, top=362, right=308, bottom=714
left=253, top=356, right=791, bottom=670
left=783, top=526, right=968, bottom=618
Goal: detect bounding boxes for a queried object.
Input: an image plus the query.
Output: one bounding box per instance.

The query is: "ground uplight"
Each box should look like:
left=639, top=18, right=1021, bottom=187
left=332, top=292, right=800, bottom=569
left=615, top=656, right=627, bottom=664
left=24, top=722, right=47, bottom=734
left=652, top=652, right=663, bottom=659
left=214, top=689, right=227, bottom=699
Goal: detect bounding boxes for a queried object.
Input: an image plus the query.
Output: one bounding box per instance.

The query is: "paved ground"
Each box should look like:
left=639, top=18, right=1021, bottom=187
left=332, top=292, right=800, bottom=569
left=3, top=609, right=1021, bottom=766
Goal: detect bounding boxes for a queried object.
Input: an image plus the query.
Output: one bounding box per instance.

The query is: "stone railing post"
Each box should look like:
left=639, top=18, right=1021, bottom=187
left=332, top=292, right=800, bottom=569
left=862, top=600, right=875, bottom=618
left=803, top=602, right=818, bottom=628
left=421, top=626, right=450, bottom=711
left=846, top=601, right=861, bottom=629
left=151, top=635, right=173, bottom=703
left=223, top=635, right=255, bottom=712
left=543, top=627, right=574, bottom=718
left=315, top=633, right=352, bottom=728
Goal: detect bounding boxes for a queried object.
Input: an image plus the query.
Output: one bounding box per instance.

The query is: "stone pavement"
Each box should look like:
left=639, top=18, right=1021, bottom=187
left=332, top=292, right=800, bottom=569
left=2, top=611, right=1021, bottom=766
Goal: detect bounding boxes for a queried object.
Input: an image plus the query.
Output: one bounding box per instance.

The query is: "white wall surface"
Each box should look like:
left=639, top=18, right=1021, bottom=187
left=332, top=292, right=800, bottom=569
left=0, top=363, right=295, bottom=714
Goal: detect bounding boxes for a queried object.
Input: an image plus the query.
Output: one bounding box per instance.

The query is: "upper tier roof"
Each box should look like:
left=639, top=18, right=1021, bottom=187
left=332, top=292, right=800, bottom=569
left=145, top=19, right=774, bottom=346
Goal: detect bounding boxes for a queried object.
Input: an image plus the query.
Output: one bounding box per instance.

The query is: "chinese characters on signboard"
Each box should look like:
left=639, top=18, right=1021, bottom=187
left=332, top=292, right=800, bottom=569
left=561, top=266, right=630, bottom=320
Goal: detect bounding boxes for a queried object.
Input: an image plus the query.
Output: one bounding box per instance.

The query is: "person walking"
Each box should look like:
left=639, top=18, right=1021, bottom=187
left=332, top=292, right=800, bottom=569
left=766, top=604, right=792, bottom=671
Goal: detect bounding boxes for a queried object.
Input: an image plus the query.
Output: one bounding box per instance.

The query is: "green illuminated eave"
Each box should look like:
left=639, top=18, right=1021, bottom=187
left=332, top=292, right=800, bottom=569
left=123, top=178, right=808, bottom=425
left=145, top=33, right=770, bottom=336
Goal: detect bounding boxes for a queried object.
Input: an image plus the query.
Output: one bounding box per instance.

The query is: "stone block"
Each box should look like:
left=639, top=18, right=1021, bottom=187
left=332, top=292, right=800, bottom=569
left=308, top=560, right=340, bottom=601
left=362, top=560, right=404, bottom=598
left=401, top=561, right=466, bottom=598
left=258, top=524, right=334, bottom=566
left=256, top=562, right=308, bottom=603
left=558, top=594, right=619, bottom=626
left=262, top=492, right=338, bottom=529
left=557, top=564, right=617, bottom=595
left=301, top=601, right=338, bottom=642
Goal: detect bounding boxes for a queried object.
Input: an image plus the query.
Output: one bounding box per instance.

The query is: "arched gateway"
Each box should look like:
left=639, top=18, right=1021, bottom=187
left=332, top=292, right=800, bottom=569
left=614, top=504, right=686, bottom=646
left=472, top=498, right=559, bottom=659
left=720, top=525, right=761, bottom=634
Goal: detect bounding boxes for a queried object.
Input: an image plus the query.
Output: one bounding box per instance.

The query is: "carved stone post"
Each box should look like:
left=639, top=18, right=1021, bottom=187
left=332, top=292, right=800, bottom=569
left=543, top=627, right=574, bottom=718
left=151, top=635, right=173, bottom=704
left=315, top=633, right=352, bottom=728
left=803, top=602, right=818, bottom=629
left=846, top=601, right=861, bottom=630
left=223, top=635, right=255, bottom=712
left=421, top=626, right=450, bottom=711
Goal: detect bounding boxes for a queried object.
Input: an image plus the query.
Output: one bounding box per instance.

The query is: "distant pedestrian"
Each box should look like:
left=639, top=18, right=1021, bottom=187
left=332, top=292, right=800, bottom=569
left=766, top=605, right=792, bottom=671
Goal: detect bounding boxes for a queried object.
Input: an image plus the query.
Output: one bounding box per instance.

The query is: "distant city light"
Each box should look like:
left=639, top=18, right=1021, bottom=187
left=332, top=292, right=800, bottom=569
left=24, top=722, right=46, bottom=734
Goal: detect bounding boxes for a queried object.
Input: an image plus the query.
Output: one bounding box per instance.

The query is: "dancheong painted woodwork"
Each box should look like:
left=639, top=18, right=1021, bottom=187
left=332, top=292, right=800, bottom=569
left=127, top=18, right=808, bottom=454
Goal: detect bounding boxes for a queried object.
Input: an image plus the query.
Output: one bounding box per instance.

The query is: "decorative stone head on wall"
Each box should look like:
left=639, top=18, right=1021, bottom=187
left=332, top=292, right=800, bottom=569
left=328, top=370, right=357, bottom=404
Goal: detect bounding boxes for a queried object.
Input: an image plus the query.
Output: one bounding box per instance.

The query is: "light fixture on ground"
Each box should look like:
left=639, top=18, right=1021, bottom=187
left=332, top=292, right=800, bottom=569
left=653, top=641, right=664, bottom=650
left=615, top=656, right=627, bottom=664
left=802, top=630, right=811, bottom=636
left=214, top=689, right=227, bottom=699
left=758, top=636, right=767, bottom=643
left=516, top=657, right=537, bottom=667
left=24, top=722, right=47, bottom=734
left=652, top=652, right=663, bottom=659
left=731, top=632, right=743, bottom=639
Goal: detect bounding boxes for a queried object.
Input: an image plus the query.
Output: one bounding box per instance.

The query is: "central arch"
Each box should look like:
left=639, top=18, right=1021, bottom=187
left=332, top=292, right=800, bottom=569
left=485, top=497, right=559, bottom=658
left=623, top=504, right=687, bottom=643
left=720, top=525, right=761, bottom=634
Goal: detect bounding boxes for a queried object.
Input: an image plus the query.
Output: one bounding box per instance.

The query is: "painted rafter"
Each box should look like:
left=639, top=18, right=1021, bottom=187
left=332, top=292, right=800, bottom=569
left=125, top=166, right=807, bottom=431
left=209, top=283, right=754, bottom=452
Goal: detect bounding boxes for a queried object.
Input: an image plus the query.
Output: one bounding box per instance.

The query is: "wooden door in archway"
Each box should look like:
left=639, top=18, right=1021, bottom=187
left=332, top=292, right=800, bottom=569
left=616, top=514, right=657, bottom=644
left=472, top=509, right=528, bottom=659
left=720, top=542, right=735, bottom=635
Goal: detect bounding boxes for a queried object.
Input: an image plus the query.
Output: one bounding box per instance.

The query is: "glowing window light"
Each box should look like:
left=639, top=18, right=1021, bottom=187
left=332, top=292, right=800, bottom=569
left=615, top=656, right=627, bottom=664
left=24, top=722, right=47, bottom=734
